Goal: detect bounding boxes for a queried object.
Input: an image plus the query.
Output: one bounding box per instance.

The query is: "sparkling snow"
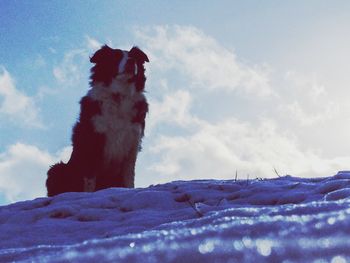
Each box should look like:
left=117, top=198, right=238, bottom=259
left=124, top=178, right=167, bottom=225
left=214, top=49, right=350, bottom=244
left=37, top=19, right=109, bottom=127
left=1, top=172, right=350, bottom=262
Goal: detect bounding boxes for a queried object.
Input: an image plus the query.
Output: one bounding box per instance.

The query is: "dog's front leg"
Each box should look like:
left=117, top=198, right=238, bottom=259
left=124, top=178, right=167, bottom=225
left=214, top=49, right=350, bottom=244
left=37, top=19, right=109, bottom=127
left=119, top=146, right=138, bottom=188
left=83, top=176, right=96, bottom=192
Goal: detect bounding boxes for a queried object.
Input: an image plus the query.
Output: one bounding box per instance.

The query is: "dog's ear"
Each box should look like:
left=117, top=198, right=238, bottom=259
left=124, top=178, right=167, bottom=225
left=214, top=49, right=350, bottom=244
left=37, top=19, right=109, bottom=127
left=129, top=46, right=149, bottom=63
left=90, top=45, right=113, bottom=64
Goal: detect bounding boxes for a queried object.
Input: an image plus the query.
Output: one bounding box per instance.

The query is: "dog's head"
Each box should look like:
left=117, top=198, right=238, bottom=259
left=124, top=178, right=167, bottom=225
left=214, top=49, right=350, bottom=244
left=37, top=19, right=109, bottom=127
left=90, top=45, right=149, bottom=89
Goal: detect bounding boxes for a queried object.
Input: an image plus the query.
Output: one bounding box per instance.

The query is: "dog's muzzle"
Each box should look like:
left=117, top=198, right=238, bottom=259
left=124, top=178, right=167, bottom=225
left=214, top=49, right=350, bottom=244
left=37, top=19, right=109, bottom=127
left=124, top=59, right=138, bottom=75
left=118, top=51, right=138, bottom=75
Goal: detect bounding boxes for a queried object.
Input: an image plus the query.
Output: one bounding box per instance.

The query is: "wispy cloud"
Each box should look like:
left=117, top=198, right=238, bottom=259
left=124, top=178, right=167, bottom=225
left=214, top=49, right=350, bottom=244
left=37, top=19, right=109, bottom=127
left=86, top=35, right=102, bottom=50
left=277, top=71, right=339, bottom=126
left=135, top=25, right=273, bottom=97
left=52, top=49, right=88, bottom=85
left=0, top=67, right=44, bottom=128
left=52, top=36, right=102, bottom=86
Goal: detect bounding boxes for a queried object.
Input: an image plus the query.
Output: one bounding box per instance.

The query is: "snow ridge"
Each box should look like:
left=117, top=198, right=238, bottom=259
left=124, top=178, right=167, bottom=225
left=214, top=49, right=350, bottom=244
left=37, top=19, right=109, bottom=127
left=1, top=172, right=350, bottom=262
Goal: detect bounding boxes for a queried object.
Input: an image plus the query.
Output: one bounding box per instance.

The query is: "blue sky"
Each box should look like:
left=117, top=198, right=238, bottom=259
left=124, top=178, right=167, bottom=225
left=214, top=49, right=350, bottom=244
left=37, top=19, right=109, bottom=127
left=2, top=1, right=350, bottom=204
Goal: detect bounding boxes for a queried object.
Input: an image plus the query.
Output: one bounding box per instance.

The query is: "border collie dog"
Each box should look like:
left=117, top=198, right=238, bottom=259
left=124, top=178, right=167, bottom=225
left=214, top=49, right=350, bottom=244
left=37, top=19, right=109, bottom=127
left=46, top=45, right=149, bottom=197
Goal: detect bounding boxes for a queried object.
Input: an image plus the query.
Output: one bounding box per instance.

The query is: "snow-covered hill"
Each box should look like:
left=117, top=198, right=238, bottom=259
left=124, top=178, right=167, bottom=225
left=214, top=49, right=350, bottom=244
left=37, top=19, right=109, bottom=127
left=1, top=172, right=350, bottom=262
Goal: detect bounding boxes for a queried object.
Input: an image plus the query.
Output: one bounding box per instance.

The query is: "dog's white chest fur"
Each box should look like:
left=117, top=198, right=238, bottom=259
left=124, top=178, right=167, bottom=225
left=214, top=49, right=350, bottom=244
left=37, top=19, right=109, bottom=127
left=88, top=77, right=144, bottom=163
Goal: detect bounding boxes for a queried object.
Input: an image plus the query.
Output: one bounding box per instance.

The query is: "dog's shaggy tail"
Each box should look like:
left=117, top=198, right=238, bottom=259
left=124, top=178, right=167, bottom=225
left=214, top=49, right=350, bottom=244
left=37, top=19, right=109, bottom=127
left=46, top=162, right=67, bottom=197
left=46, top=162, right=83, bottom=197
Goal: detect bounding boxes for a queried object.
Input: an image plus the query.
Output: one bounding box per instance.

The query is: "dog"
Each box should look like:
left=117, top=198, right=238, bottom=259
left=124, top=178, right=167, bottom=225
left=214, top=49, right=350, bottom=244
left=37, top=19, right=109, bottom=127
left=46, top=45, right=149, bottom=197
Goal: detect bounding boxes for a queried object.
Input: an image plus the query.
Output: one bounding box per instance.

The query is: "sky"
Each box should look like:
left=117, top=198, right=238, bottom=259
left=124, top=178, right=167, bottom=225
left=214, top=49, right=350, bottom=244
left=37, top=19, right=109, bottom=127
left=1, top=0, right=350, bottom=204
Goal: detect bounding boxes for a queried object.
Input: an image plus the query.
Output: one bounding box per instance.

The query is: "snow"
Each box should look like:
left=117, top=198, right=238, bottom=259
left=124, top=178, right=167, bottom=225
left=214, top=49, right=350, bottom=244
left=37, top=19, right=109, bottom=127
left=1, top=172, right=350, bottom=262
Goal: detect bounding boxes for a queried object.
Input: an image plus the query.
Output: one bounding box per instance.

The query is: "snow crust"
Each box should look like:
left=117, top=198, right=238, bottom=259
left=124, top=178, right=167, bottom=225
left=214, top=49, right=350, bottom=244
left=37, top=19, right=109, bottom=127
left=1, top=171, right=350, bottom=262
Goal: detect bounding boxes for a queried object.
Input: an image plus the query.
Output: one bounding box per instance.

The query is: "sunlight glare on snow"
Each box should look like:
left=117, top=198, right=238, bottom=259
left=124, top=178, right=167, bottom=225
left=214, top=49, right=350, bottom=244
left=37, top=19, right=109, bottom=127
left=256, top=239, right=273, bottom=257
left=198, top=239, right=215, bottom=254
left=331, top=256, right=347, bottom=263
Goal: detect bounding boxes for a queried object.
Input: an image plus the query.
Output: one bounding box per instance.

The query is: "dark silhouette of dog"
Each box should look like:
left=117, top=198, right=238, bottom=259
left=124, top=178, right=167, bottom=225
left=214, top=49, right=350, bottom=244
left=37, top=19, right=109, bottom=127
left=46, top=45, right=149, bottom=197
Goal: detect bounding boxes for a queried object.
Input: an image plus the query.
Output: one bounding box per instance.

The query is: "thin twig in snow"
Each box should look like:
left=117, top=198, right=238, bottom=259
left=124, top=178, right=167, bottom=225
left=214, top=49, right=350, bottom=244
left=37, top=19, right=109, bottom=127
left=187, top=200, right=204, bottom=218
left=274, top=167, right=281, bottom=178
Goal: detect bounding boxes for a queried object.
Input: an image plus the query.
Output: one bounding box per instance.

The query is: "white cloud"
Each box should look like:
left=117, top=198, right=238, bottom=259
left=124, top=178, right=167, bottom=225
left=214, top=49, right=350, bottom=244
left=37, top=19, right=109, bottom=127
left=147, top=90, right=194, bottom=131
left=281, top=101, right=338, bottom=126
left=0, top=67, right=43, bottom=128
left=132, top=25, right=350, bottom=186
left=0, top=144, right=71, bottom=204
left=135, top=25, right=273, bottom=97
left=277, top=71, right=339, bottom=126
left=148, top=117, right=350, bottom=183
